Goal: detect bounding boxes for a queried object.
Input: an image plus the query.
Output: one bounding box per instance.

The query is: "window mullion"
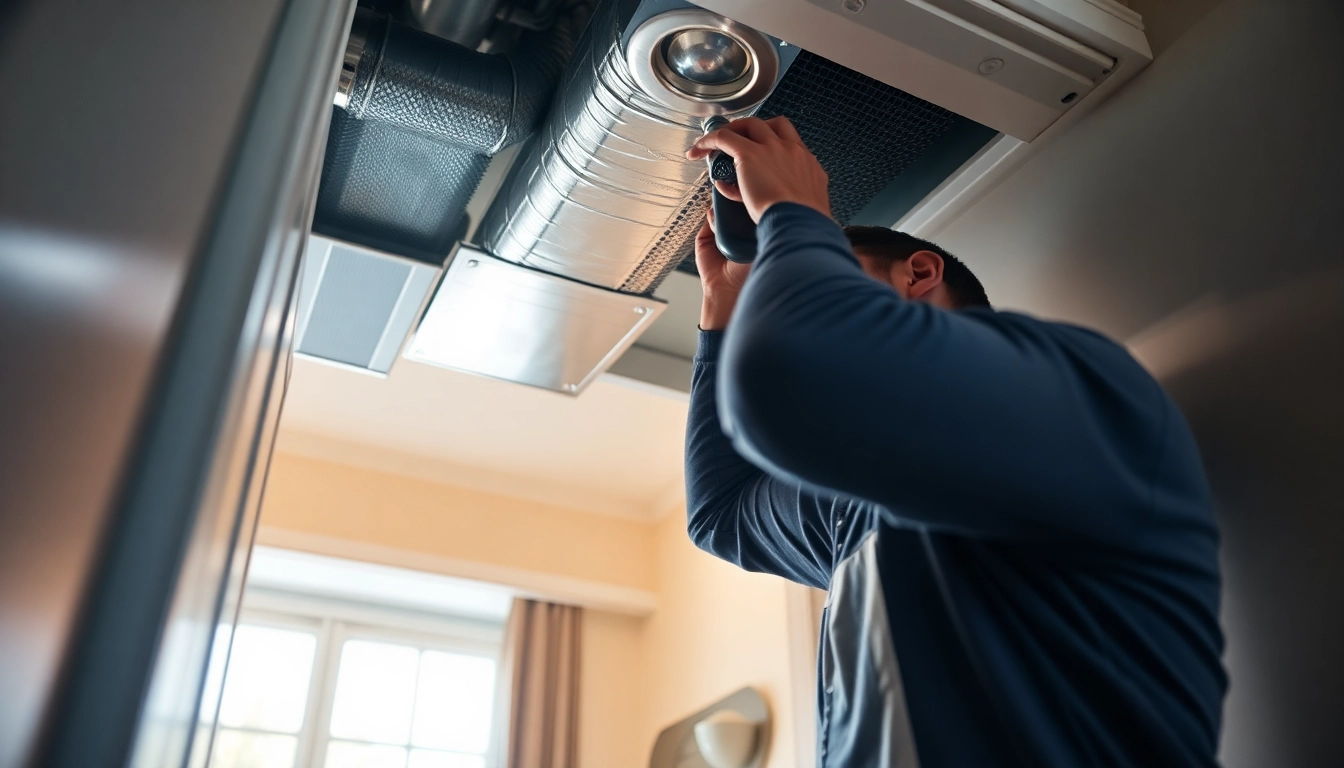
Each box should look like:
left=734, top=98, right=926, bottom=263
left=301, top=617, right=344, bottom=768
left=405, top=646, right=426, bottom=756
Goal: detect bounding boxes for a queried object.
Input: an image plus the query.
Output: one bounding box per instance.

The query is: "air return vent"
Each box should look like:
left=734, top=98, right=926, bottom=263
left=294, top=235, right=439, bottom=375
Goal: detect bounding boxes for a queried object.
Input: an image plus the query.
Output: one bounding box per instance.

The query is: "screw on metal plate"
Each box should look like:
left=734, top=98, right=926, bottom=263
left=466, top=259, right=479, bottom=267
left=634, top=307, right=647, bottom=314
left=978, top=57, right=1004, bottom=76
left=841, top=0, right=864, bottom=13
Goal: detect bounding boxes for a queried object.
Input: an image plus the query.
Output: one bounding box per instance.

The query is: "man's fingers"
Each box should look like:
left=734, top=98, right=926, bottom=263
left=687, top=128, right=754, bottom=161
left=713, top=180, right=744, bottom=202
left=696, top=218, right=715, bottom=243
left=727, top=116, right=778, bottom=144
left=695, top=219, right=725, bottom=261
left=765, top=116, right=805, bottom=146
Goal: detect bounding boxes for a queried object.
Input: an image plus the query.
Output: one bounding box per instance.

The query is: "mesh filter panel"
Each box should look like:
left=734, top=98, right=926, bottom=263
left=756, top=50, right=960, bottom=225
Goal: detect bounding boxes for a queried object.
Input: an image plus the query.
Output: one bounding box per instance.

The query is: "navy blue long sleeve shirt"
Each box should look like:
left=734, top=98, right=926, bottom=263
left=685, top=203, right=1226, bottom=767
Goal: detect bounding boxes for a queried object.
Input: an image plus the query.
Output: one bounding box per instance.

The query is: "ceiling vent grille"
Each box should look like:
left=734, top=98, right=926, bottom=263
left=294, top=235, right=439, bottom=375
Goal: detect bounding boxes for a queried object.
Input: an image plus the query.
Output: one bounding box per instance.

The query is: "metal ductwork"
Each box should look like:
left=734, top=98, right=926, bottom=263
left=478, top=2, right=783, bottom=294
left=396, top=0, right=793, bottom=392
left=313, top=0, right=589, bottom=262
left=304, top=0, right=791, bottom=392
left=303, top=0, right=1044, bottom=393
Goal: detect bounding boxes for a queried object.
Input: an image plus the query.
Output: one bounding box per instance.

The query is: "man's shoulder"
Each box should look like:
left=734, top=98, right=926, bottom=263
left=962, top=307, right=1146, bottom=370
left=959, top=308, right=1173, bottom=425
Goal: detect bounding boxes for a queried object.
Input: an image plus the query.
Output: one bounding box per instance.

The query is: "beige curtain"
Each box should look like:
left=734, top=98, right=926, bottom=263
left=492, top=599, right=582, bottom=768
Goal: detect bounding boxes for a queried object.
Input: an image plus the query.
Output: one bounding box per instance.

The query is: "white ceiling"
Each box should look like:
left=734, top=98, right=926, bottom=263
left=278, top=351, right=691, bottom=521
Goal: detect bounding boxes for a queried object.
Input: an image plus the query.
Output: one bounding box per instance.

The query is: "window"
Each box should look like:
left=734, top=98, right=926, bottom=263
left=322, top=634, right=495, bottom=768
left=202, top=560, right=505, bottom=768
left=213, top=623, right=318, bottom=768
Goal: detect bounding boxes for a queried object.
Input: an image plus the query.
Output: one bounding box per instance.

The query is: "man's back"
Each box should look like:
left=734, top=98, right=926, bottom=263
left=685, top=202, right=1227, bottom=766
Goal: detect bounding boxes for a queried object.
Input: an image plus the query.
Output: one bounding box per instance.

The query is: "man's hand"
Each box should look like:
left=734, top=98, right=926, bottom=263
left=687, top=116, right=831, bottom=223
left=696, top=212, right=752, bottom=331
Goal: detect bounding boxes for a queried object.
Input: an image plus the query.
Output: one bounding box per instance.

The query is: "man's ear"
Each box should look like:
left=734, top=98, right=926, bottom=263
left=903, top=250, right=945, bottom=300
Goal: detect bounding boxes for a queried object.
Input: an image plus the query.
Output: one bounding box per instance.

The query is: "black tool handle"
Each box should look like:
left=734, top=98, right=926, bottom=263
left=712, top=185, right=757, bottom=263
left=703, top=117, right=758, bottom=263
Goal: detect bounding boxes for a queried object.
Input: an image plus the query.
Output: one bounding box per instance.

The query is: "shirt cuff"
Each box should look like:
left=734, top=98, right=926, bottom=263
left=695, top=329, right=725, bottom=363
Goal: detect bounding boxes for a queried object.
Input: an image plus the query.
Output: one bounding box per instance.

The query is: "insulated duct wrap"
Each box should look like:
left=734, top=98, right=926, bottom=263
left=315, top=113, right=487, bottom=259
left=479, top=2, right=762, bottom=294
left=344, top=9, right=584, bottom=153
left=314, top=3, right=589, bottom=261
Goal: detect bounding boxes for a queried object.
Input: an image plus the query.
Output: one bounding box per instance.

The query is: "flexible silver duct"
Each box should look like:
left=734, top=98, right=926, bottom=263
left=479, top=2, right=779, bottom=294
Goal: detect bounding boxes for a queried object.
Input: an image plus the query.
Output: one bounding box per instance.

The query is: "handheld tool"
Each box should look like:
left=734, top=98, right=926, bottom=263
left=701, top=116, right=758, bottom=263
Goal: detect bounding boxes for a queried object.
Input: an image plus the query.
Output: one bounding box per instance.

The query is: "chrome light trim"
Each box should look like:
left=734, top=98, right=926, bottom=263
left=626, top=9, right=779, bottom=115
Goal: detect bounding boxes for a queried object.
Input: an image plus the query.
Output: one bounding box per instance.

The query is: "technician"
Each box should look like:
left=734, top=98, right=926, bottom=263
left=684, top=116, right=1227, bottom=767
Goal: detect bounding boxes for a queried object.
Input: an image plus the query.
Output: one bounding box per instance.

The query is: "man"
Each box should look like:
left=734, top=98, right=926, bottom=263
left=683, top=117, right=1227, bottom=767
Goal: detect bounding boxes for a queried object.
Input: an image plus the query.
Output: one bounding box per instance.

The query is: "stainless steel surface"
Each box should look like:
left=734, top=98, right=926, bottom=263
left=126, top=2, right=355, bottom=766
left=627, top=8, right=779, bottom=114
left=0, top=1, right=289, bottom=765
left=334, top=8, right=370, bottom=108
left=665, top=29, right=751, bottom=86
left=410, top=0, right=502, bottom=49
left=480, top=4, right=778, bottom=294
left=405, top=245, right=666, bottom=393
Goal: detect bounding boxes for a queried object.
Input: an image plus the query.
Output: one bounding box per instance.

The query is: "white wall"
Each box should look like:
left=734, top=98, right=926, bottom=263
left=928, top=1, right=1344, bottom=765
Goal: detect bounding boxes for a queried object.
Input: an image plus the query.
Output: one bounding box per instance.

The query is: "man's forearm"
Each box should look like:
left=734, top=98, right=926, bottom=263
left=684, top=331, right=762, bottom=558
left=683, top=330, right=834, bottom=588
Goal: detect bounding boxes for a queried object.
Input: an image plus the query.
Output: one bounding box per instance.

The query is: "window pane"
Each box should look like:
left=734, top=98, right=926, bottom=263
left=324, top=740, right=407, bottom=768
left=219, top=625, right=317, bottom=732
left=408, top=750, right=485, bottom=768
left=212, top=728, right=297, bottom=768
left=410, top=652, right=495, bottom=753
left=329, top=639, right=419, bottom=743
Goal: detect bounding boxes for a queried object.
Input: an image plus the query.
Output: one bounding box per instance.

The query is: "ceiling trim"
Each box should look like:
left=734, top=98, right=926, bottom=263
left=256, top=527, right=658, bottom=617
left=275, top=428, right=669, bottom=522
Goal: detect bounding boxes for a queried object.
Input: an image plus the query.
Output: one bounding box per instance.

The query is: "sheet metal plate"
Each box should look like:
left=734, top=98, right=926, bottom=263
left=405, top=246, right=666, bottom=394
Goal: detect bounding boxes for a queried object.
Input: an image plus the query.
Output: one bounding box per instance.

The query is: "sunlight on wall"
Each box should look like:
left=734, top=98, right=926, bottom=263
left=635, top=511, right=799, bottom=768
left=258, top=452, right=803, bottom=768
left=262, top=452, right=655, bottom=593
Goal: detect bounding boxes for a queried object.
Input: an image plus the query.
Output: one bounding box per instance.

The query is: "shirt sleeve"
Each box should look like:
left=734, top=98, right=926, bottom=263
left=716, top=202, right=1170, bottom=544
left=685, top=330, right=835, bottom=590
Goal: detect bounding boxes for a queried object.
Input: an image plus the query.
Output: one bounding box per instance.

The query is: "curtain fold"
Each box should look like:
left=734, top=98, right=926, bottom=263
left=492, top=598, right=583, bottom=768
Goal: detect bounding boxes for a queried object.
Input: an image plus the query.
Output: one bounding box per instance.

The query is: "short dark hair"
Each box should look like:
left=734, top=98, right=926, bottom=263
left=842, top=225, right=990, bottom=308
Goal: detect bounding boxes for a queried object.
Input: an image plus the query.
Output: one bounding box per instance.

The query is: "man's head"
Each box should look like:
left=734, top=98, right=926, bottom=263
left=843, top=226, right=990, bottom=310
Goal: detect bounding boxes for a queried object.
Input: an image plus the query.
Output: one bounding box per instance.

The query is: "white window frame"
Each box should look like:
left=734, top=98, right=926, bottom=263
left=215, top=586, right=505, bottom=768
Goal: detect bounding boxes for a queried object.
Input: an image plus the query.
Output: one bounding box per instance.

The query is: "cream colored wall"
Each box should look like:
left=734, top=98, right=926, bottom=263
left=636, top=510, right=800, bottom=767
left=580, top=610, right=647, bottom=768
left=259, top=450, right=804, bottom=768
left=262, top=451, right=655, bottom=593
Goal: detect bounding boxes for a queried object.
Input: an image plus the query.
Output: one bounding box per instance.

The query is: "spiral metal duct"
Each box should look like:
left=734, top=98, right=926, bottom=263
left=479, top=1, right=782, bottom=294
